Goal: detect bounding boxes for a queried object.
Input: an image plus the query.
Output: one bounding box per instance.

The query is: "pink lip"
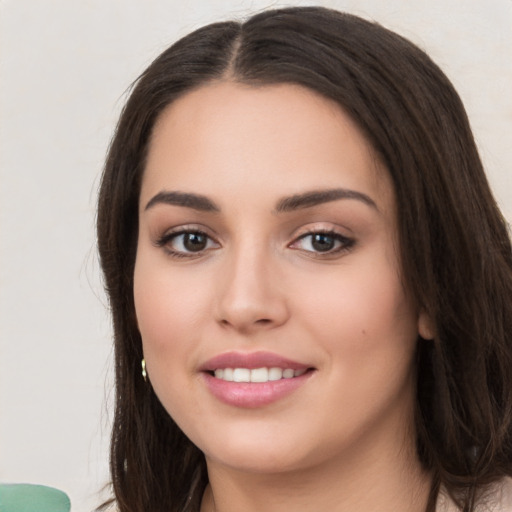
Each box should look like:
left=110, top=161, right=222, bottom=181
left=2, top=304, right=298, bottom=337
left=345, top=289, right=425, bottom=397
left=199, top=351, right=314, bottom=408
left=199, top=351, right=309, bottom=371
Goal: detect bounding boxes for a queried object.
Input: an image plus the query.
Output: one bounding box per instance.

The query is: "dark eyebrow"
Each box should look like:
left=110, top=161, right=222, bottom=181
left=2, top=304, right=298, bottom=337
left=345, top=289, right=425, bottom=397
left=144, top=191, right=220, bottom=212
left=274, top=188, right=378, bottom=213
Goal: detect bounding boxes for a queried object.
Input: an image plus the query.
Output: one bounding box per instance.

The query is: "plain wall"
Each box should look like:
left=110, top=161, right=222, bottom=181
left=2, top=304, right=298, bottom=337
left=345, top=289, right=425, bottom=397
left=1, top=0, right=510, bottom=510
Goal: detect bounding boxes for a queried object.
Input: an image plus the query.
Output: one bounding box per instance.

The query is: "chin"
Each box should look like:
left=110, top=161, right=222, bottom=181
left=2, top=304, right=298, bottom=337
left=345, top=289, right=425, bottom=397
left=206, top=446, right=309, bottom=475
left=196, top=423, right=337, bottom=476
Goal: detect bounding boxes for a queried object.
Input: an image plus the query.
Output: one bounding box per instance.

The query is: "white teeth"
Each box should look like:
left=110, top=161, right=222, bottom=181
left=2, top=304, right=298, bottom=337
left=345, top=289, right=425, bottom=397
left=268, top=367, right=283, bottom=381
left=233, top=368, right=251, bottom=382
left=212, top=367, right=308, bottom=383
left=250, top=367, right=269, bottom=383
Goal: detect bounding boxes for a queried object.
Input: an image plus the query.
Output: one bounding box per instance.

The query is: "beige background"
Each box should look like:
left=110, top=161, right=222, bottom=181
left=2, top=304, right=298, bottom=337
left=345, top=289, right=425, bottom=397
left=0, top=0, right=510, bottom=510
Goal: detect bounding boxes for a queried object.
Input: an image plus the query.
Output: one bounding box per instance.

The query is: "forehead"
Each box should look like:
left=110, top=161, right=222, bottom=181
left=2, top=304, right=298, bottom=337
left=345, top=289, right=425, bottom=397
left=141, top=81, right=392, bottom=212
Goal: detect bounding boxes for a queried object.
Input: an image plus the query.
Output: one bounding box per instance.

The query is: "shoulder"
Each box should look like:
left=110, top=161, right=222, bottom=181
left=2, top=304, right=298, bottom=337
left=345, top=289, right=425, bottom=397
left=437, top=478, right=512, bottom=512
left=489, top=477, right=512, bottom=511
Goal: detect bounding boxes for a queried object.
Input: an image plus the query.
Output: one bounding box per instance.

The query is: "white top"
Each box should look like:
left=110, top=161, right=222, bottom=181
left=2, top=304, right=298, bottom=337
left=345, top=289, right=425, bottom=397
left=437, top=478, right=512, bottom=511
left=104, top=477, right=512, bottom=511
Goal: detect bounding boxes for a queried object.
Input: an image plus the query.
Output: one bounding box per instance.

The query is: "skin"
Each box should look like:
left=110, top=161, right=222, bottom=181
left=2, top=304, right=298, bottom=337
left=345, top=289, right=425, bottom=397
left=134, top=81, right=433, bottom=512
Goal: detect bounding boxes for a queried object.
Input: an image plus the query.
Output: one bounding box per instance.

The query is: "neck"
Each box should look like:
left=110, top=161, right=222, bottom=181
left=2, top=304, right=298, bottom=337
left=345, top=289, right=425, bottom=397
left=201, top=438, right=432, bottom=512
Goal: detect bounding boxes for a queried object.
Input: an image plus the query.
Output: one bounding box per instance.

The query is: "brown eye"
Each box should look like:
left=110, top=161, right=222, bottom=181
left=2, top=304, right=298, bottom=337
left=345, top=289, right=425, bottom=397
left=182, top=232, right=208, bottom=252
left=156, top=230, right=219, bottom=257
left=291, top=231, right=355, bottom=255
left=310, top=233, right=336, bottom=252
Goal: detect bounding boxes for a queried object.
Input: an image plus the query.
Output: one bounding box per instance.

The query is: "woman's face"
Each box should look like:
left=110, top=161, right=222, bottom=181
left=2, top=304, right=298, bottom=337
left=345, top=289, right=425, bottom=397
left=134, top=82, right=431, bottom=474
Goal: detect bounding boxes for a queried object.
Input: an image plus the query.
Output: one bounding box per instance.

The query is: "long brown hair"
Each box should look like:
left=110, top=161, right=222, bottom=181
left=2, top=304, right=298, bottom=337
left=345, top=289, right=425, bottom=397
left=97, top=7, right=512, bottom=511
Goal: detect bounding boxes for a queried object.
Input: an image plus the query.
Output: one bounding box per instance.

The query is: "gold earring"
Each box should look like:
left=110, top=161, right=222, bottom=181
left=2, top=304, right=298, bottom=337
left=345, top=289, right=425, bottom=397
left=141, top=358, right=147, bottom=382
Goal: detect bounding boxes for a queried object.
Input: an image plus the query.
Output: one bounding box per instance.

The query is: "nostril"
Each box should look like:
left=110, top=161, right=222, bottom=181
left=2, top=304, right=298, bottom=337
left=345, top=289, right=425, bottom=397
left=255, top=318, right=272, bottom=324
left=219, top=318, right=272, bottom=327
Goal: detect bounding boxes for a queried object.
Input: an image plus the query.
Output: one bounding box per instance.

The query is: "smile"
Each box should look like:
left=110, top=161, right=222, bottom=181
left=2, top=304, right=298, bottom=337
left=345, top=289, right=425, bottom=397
left=213, top=367, right=308, bottom=382
left=199, top=352, right=315, bottom=408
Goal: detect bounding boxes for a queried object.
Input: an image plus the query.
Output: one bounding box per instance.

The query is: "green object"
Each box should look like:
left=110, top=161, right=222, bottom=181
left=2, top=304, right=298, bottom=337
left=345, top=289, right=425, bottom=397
left=0, top=484, right=71, bottom=512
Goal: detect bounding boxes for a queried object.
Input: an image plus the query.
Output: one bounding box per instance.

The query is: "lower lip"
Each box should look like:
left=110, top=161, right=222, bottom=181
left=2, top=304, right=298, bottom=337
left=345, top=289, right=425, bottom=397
left=201, top=371, right=313, bottom=408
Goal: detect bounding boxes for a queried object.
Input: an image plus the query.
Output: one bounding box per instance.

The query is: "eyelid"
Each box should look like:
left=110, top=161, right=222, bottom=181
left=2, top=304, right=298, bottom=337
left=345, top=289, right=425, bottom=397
left=288, top=227, right=355, bottom=256
left=154, top=223, right=216, bottom=242
left=154, top=224, right=221, bottom=257
left=152, top=223, right=355, bottom=259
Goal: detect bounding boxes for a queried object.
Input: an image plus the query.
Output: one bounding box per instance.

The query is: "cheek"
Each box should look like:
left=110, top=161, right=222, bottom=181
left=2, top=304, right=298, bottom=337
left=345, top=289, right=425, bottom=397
left=134, top=254, right=208, bottom=353
left=134, top=273, right=174, bottom=353
left=133, top=261, right=203, bottom=417
left=298, top=262, right=418, bottom=425
left=295, top=255, right=418, bottom=364
left=133, top=250, right=220, bottom=424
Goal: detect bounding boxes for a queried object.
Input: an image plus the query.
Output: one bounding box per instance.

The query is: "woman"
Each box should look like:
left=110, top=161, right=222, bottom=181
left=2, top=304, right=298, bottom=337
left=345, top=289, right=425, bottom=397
left=97, top=6, right=512, bottom=512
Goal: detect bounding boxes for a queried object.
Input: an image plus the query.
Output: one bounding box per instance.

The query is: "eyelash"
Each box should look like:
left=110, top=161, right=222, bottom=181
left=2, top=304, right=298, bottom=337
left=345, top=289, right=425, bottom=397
left=290, top=229, right=355, bottom=257
left=155, top=229, right=217, bottom=259
left=155, top=228, right=355, bottom=259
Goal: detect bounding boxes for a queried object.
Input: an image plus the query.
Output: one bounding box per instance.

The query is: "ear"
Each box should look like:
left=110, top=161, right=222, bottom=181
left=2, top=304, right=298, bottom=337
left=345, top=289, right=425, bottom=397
left=418, top=310, right=435, bottom=340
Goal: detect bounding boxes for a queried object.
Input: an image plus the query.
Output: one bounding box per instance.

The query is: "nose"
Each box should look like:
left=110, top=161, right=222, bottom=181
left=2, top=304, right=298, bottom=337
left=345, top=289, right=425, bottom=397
left=214, top=244, right=289, bottom=334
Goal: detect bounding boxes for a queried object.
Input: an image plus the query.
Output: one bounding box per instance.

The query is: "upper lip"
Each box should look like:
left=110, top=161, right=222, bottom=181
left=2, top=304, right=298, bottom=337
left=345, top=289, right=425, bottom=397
left=199, top=351, right=311, bottom=372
